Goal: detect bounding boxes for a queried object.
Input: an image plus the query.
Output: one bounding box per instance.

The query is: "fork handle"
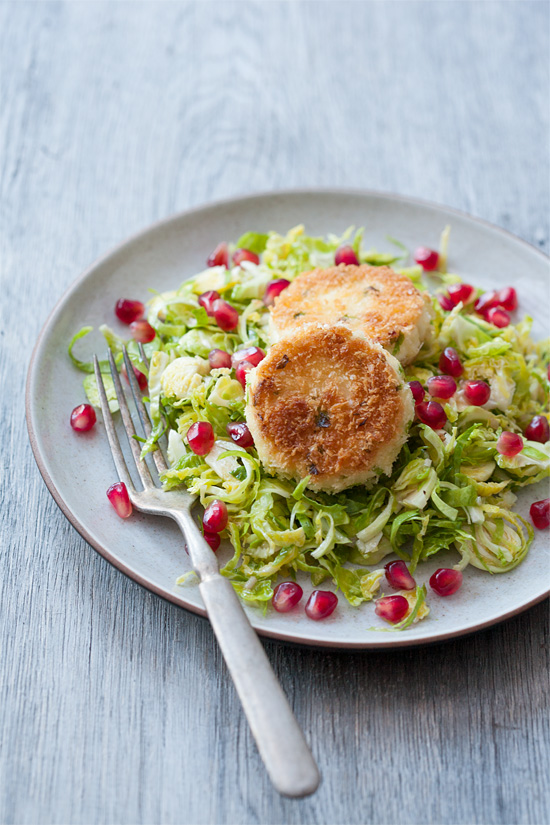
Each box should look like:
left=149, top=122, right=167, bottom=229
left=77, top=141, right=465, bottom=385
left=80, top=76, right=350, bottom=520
left=173, top=514, right=321, bottom=798
left=198, top=575, right=320, bottom=797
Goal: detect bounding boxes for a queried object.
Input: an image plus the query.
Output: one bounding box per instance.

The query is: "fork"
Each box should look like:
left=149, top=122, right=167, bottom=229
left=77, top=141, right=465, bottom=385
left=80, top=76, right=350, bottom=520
left=93, top=347, right=321, bottom=798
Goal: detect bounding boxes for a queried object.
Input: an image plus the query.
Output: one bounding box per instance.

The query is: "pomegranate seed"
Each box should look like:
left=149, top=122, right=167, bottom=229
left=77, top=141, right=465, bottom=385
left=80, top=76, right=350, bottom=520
left=414, top=247, right=439, bottom=271
left=305, top=590, right=338, bottom=620
left=385, top=560, right=416, bottom=590
left=525, top=415, right=550, bottom=443
left=463, top=380, right=491, bottom=406
left=497, top=286, right=518, bottom=312
left=486, top=307, right=510, bottom=328
left=530, top=499, right=550, bottom=530
left=272, top=582, right=304, bottom=612
left=429, top=568, right=463, bottom=596
left=447, top=283, right=475, bottom=306
left=106, top=481, right=132, bottom=518
left=427, top=375, right=457, bottom=399
left=135, top=369, right=148, bottom=393
left=122, top=364, right=147, bottom=392
left=198, top=290, right=221, bottom=317
left=208, top=349, right=232, bottom=370
left=207, top=242, right=229, bottom=268
left=115, top=299, right=145, bottom=324
left=416, top=401, right=447, bottom=429
left=70, top=403, right=97, bottom=432
left=212, top=298, right=239, bottom=332
left=408, top=381, right=425, bottom=404
left=438, top=293, right=454, bottom=312
left=375, top=595, right=409, bottom=624
left=547, top=364, right=550, bottom=382
left=232, top=248, right=260, bottom=266
left=496, top=431, right=523, bottom=457
left=235, top=359, right=254, bottom=388
left=203, top=531, right=221, bottom=551
left=475, top=290, right=500, bottom=316
left=532, top=419, right=550, bottom=453
left=203, top=499, right=228, bottom=533
left=264, top=278, right=291, bottom=307
left=129, top=320, right=156, bottom=343
left=439, top=347, right=463, bottom=377
left=187, top=421, right=215, bottom=455
left=231, top=346, right=265, bottom=368
left=335, top=245, right=359, bottom=266
left=226, top=422, right=254, bottom=448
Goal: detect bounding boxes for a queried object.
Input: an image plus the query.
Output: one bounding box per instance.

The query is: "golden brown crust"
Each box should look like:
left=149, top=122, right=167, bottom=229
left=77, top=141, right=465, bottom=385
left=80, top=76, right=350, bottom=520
left=245, top=325, right=413, bottom=491
left=270, top=264, right=431, bottom=360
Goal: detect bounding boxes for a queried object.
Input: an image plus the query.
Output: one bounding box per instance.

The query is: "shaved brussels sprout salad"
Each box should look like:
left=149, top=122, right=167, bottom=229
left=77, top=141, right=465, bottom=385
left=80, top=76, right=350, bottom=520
left=69, top=225, right=550, bottom=628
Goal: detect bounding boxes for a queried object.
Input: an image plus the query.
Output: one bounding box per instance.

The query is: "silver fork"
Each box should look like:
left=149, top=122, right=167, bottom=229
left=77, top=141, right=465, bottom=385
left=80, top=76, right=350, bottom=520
left=93, top=347, right=320, bottom=798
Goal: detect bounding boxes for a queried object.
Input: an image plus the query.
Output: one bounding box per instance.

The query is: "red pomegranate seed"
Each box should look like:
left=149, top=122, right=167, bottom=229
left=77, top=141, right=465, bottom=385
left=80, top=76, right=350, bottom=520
left=486, top=306, right=510, bottom=328
left=235, top=359, right=254, bottom=388
left=208, top=349, right=232, bottom=370
left=496, top=431, right=523, bottom=457
left=305, top=590, right=338, bottom=620
left=414, top=247, right=439, bottom=271
left=115, top=299, right=145, bottom=324
left=416, top=401, right=447, bottom=429
left=122, top=363, right=148, bottom=392
left=70, top=403, right=97, bottom=432
left=439, top=347, right=463, bottom=377
left=264, top=278, right=291, bottom=307
left=232, top=248, right=260, bottom=266
left=385, top=560, right=416, bottom=590
left=226, top=422, right=254, bottom=448
left=129, top=320, right=156, bottom=343
left=427, top=375, right=457, bottom=399
left=335, top=245, right=359, bottom=266
left=497, top=286, right=518, bottom=312
left=438, top=293, right=454, bottom=312
left=447, top=283, right=475, bottom=306
left=408, top=381, right=425, bottom=404
left=429, top=568, right=463, bottom=596
left=530, top=499, right=550, bottom=530
left=375, top=595, right=409, bottom=624
left=203, top=499, right=228, bottom=533
left=203, top=531, right=221, bottom=551
left=106, top=481, right=132, bottom=518
left=272, top=582, right=304, bottom=613
left=212, top=298, right=239, bottom=332
left=207, top=242, right=229, bottom=268
left=198, top=290, right=221, bottom=317
left=463, top=380, right=491, bottom=406
left=525, top=415, right=550, bottom=443
left=231, top=346, right=265, bottom=368
left=547, top=364, right=550, bottom=382
left=187, top=421, right=215, bottom=455
left=135, top=368, right=148, bottom=393
left=474, top=290, right=500, bottom=316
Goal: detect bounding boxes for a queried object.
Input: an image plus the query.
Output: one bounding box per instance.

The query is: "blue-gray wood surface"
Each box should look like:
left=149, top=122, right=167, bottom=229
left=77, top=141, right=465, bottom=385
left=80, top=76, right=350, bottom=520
left=1, top=2, right=549, bottom=824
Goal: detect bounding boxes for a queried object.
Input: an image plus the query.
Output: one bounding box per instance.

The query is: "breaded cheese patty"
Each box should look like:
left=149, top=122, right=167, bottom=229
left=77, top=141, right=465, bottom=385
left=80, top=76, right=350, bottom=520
left=245, top=326, right=414, bottom=493
left=269, top=264, right=433, bottom=365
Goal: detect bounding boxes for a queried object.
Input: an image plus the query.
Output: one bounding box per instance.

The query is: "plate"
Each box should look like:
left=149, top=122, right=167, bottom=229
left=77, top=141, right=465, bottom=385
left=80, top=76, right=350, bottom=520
left=26, top=189, right=550, bottom=648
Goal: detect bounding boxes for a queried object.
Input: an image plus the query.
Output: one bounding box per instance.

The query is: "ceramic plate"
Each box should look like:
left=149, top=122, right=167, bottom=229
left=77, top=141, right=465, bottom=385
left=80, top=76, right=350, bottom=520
left=26, top=189, right=549, bottom=648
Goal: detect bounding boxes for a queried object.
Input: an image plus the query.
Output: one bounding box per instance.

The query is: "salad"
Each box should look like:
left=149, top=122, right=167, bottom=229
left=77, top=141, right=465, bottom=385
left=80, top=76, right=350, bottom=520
left=68, top=225, right=550, bottom=629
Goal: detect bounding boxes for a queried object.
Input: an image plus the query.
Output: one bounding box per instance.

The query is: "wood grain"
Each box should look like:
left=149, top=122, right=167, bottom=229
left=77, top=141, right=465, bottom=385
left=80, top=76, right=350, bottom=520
left=1, top=2, right=549, bottom=823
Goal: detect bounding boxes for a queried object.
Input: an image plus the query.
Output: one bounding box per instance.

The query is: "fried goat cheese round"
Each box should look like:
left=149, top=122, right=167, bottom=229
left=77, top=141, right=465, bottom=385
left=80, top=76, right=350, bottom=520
left=269, top=264, right=433, bottom=365
left=245, top=326, right=414, bottom=493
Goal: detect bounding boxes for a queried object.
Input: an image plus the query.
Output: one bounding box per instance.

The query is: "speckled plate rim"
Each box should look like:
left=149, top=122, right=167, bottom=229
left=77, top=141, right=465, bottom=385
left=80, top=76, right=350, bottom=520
left=26, top=187, right=550, bottom=649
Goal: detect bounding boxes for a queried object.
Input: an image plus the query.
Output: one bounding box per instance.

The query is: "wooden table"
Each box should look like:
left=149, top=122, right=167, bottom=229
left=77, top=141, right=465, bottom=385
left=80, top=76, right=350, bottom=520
left=1, top=3, right=548, bottom=823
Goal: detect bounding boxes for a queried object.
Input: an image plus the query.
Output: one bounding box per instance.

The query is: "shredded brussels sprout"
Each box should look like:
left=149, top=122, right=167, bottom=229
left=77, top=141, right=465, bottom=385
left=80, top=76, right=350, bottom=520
left=68, top=225, right=549, bottom=629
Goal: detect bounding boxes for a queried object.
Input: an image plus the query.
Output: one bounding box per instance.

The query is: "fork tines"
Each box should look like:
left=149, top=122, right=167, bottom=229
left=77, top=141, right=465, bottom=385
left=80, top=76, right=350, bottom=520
left=93, top=346, right=167, bottom=492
